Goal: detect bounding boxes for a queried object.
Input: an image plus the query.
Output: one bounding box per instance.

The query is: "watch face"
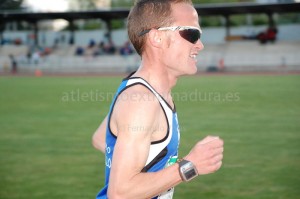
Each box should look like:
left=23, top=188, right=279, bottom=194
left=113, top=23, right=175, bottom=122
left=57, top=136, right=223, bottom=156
left=180, top=162, right=198, bottom=181
left=185, top=168, right=197, bottom=180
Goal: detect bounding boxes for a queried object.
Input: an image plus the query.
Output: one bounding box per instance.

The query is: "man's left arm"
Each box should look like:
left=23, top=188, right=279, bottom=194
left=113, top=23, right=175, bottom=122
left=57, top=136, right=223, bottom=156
left=92, top=115, right=107, bottom=153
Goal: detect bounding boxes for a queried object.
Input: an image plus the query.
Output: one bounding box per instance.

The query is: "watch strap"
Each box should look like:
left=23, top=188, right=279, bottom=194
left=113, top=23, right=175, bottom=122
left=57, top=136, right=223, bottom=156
left=178, top=159, right=190, bottom=167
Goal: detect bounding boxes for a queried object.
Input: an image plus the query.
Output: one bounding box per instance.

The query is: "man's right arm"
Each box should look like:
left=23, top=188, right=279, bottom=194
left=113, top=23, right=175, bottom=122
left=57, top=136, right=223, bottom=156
left=106, top=86, right=224, bottom=198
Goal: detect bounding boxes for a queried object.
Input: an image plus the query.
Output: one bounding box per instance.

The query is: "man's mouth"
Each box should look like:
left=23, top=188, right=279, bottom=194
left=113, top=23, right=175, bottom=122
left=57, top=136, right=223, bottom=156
left=189, top=54, right=198, bottom=61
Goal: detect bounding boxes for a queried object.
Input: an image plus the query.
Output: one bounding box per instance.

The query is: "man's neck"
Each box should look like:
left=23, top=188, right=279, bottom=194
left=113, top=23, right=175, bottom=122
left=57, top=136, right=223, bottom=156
left=135, top=66, right=176, bottom=92
left=133, top=59, right=178, bottom=106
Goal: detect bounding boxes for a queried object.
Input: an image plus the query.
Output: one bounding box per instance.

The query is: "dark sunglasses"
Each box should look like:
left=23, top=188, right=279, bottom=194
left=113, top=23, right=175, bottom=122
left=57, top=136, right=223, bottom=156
left=138, top=26, right=202, bottom=44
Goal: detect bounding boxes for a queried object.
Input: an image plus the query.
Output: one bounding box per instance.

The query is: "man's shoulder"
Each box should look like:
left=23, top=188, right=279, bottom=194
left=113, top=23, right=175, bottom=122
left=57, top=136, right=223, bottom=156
left=116, top=84, right=160, bottom=110
left=111, top=84, right=163, bottom=136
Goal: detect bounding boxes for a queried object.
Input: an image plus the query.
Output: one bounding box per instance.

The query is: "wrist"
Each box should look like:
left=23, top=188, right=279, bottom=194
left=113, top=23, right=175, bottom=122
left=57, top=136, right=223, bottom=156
left=177, top=158, right=198, bottom=182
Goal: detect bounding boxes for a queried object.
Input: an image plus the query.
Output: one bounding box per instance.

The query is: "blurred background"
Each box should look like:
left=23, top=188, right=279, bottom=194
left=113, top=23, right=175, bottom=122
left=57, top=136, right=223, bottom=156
left=0, top=0, right=299, bottom=74
left=0, top=1, right=299, bottom=199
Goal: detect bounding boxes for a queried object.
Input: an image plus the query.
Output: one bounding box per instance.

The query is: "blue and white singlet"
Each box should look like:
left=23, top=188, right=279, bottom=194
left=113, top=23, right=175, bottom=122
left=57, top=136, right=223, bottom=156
left=96, top=75, right=180, bottom=199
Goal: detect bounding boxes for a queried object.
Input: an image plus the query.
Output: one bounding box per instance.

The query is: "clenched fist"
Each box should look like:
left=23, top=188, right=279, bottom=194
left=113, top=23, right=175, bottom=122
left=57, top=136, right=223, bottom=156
left=185, top=136, right=224, bottom=175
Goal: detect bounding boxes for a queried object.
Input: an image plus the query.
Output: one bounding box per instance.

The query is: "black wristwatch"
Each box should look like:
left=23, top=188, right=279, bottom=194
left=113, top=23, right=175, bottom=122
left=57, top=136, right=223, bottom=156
left=178, top=159, right=198, bottom=182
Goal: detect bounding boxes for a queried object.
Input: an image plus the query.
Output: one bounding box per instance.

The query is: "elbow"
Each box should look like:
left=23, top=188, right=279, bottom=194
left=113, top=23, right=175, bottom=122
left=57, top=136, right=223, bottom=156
left=91, top=137, right=99, bottom=149
left=107, top=187, right=131, bottom=199
left=92, top=134, right=105, bottom=153
left=108, top=182, right=137, bottom=199
left=107, top=191, right=122, bottom=199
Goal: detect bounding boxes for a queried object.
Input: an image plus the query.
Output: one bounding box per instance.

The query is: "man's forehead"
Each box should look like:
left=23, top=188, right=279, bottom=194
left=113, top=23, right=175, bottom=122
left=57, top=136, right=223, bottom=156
left=171, top=3, right=199, bottom=24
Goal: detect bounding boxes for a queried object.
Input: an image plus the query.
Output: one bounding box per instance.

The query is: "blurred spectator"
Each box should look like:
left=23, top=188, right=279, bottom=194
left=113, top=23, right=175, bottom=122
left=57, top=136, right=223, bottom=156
left=88, top=39, right=96, bottom=48
left=27, top=33, right=35, bottom=49
left=120, top=41, right=134, bottom=56
left=1, top=37, right=23, bottom=45
left=97, top=41, right=106, bottom=55
left=26, top=50, right=32, bottom=64
left=9, top=54, right=18, bottom=74
left=14, top=38, right=22, bottom=45
left=257, top=26, right=278, bottom=44
left=104, top=39, right=116, bottom=54
left=32, top=51, right=40, bottom=65
left=74, top=39, right=135, bottom=57
left=40, top=47, right=52, bottom=56
left=75, top=46, right=85, bottom=56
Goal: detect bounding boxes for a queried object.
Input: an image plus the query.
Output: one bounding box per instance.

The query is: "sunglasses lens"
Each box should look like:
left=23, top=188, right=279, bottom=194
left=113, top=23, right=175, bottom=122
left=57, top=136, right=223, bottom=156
left=179, top=29, right=200, bottom=44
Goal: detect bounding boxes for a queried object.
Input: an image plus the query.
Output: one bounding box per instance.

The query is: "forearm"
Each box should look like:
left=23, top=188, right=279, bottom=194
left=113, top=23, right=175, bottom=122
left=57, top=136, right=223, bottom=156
left=108, top=163, right=183, bottom=199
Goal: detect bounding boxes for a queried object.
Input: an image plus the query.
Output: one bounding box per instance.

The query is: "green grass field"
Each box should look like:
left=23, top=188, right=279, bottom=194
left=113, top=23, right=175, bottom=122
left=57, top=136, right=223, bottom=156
left=0, top=74, right=299, bottom=199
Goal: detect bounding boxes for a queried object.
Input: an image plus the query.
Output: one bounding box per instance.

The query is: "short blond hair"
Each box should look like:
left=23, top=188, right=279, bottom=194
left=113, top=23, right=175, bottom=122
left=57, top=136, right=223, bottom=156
left=127, top=0, right=193, bottom=56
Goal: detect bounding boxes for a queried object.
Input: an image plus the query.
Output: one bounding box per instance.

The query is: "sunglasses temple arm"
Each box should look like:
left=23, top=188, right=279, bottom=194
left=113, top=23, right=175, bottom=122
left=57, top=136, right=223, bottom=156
left=138, top=29, right=151, bottom=37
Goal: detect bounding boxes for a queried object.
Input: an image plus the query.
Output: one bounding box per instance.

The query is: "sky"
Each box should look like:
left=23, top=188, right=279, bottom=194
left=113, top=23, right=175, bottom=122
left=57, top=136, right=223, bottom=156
left=23, top=0, right=70, bottom=30
left=24, top=0, right=69, bottom=12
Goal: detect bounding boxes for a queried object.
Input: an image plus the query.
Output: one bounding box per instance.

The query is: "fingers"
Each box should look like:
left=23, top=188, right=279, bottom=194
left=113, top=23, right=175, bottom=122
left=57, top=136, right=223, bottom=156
left=206, top=147, right=223, bottom=163
left=211, top=161, right=222, bottom=173
left=200, top=137, right=224, bottom=150
left=212, top=154, right=223, bottom=164
left=204, top=154, right=223, bottom=174
left=212, top=146, right=224, bottom=155
left=187, top=136, right=224, bottom=175
left=199, top=136, right=219, bottom=144
left=199, top=158, right=223, bottom=175
left=200, top=137, right=224, bottom=174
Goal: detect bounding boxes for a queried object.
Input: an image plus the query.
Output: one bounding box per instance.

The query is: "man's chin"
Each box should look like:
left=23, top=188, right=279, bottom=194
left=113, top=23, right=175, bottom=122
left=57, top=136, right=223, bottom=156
left=186, top=66, right=198, bottom=75
left=179, top=69, right=198, bottom=77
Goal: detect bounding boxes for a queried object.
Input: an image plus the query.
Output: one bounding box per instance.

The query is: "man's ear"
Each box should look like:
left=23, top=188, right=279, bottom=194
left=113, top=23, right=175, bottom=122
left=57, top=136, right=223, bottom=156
left=148, top=29, right=163, bottom=48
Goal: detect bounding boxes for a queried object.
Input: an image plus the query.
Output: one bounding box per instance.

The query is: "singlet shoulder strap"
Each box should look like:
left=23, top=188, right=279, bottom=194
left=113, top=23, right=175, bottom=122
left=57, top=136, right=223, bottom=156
left=125, top=77, right=175, bottom=113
